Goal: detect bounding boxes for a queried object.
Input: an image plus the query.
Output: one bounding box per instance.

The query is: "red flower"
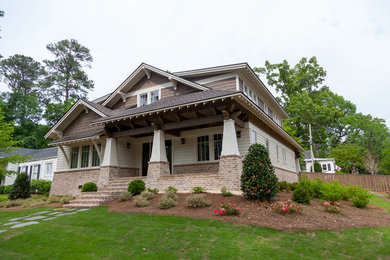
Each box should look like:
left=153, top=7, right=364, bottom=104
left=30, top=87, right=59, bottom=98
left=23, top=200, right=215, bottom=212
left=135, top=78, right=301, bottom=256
left=214, top=209, right=218, bottom=214
left=271, top=207, right=274, bottom=209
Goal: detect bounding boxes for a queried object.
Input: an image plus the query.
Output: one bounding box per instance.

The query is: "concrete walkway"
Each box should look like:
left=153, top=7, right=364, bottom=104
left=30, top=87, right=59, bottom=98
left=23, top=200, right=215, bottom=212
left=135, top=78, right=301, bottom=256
left=0, top=208, right=90, bottom=233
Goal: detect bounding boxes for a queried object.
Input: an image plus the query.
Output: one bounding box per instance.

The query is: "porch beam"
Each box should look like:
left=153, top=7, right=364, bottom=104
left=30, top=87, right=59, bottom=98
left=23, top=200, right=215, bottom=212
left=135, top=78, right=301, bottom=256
left=112, top=126, right=154, bottom=138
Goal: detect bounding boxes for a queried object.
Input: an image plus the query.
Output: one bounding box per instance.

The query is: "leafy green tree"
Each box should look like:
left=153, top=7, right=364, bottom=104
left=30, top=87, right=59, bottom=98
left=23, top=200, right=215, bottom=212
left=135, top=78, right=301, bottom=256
left=0, top=105, right=26, bottom=181
left=379, top=138, right=390, bottom=174
left=43, top=99, right=75, bottom=127
left=330, top=144, right=365, bottom=173
left=44, top=39, right=94, bottom=102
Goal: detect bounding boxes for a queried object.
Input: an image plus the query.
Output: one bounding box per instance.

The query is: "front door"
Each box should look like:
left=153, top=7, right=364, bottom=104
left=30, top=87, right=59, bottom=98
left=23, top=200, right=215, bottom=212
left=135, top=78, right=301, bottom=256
left=142, top=142, right=152, bottom=176
left=142, top=140, right=173, bottom=176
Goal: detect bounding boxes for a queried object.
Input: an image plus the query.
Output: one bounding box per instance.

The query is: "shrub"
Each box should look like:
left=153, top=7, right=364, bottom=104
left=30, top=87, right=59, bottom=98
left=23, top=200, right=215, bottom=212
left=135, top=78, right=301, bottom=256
left=277, top=181, right=290, bottom=192
left=9, top=173, right=31, bottom=200
left=351, top=189, right=373, bottom=208
left=4, top=185, right=13, bottom=194
left=0, top=185, right=5, bottom=194
left=165, top=186, right=178, bottom=193
left=241, top=144, right=278, bottom=201
left=323, top=201, right=342, bottom=214
left=214, top=201, right=242, bottom=216
left=134, top=196, right=149, bottom=207
left=312, top=161, right=323, bottom=173
left=47, top=195, right=73, bottom=204
left=345, top=185, right=363, bottom=200
left=192, top=186, right=205, bottom=194
left=140, top=190, right=155, bottom=200
left=186, top=194, right=211, bottom=208
left=310, top=178, right=324, bottom=198
left=128, top=179, right=146, bottom=195
left=119, top=192, right=132, bottom=202
left=319, top=180, right=344, bottom=203
left=270, top=199, right=303, bottom=215
left=288, top=182, right=297, bottom=191
left=292, top=182, right=312, bottom=204
left=0, top=199, right=23, bottom=208
left=221, top=187, right=233, bottom=197
left=147, top=188, right=159, bottom=194
left=158, top=197, right=176, bottom=209
left=30, top=179, right=51, bottom=194
left=81, top=182, right=98, bottom=192
left=163, top=190, right=178, bottom=201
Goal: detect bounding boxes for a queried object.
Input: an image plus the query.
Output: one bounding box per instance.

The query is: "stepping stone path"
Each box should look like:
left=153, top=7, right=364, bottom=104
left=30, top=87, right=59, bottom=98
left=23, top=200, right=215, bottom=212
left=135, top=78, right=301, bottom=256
left=0, top=208, right=91, bottom=233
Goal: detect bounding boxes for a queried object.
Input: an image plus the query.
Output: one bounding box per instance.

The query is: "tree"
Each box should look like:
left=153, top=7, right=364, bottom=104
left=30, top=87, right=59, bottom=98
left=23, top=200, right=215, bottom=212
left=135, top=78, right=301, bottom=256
left=363, top=150, right=378, bottom=175
left=44, top=39, right=94, bottom=102
left=241, top=144, right=278, bottom=201
left=43, top=99, right=75, bottom=127
left=330, top=144, right=365, bottom=174
left=0, top=105, right=26, bottom=181
left=8, top=172, right=31, bottom=200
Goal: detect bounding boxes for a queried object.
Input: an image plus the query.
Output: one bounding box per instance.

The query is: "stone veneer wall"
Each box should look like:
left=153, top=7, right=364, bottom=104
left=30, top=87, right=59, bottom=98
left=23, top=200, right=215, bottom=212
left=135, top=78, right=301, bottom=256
left=274, top=166, right=299, bottom=183
left=50, top=168, right=100, bottom=196
left=173, top=162, right=219, bottom=175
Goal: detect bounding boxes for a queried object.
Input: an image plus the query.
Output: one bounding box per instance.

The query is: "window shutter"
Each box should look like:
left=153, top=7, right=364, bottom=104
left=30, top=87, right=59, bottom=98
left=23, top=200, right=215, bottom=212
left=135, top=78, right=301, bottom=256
left=37, top=165, right=41, bottom=179
left=29, top=166, right=33, bottom=179
left=18, top=167, right=20, bottom=173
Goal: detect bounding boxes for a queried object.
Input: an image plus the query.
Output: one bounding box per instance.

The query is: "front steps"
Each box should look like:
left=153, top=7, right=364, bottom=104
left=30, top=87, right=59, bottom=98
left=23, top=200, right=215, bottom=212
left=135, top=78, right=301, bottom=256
left=65, top=177, right=145, bottom=208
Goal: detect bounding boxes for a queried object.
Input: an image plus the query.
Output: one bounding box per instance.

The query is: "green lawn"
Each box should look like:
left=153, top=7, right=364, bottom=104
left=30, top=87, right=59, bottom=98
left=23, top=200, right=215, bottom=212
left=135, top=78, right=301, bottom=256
left=371, top=194, right=390, bottom=213
left=0, top=202, right=389, bottom=260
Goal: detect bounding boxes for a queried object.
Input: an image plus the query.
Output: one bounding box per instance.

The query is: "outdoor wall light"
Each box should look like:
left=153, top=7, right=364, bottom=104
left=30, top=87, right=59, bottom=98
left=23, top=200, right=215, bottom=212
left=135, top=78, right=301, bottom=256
left=127, top=142, right=131, bottom=149
left=236, top=131, right=241, bottom=138
left=181, top=138, right=185, bottom=144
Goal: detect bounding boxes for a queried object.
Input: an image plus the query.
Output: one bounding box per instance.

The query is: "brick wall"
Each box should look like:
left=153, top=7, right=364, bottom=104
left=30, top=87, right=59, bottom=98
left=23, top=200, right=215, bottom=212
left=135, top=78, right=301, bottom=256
left=274, top=166, right=299, bottom=183
left=50, top=168, right=100, bottom=196
left=173, top=162, right=219, bottom=174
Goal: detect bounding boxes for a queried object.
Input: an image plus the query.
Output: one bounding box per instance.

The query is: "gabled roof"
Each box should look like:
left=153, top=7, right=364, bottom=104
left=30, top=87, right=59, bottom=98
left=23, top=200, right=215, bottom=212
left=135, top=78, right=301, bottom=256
left=0, top=147, right=57, bottom=161
left=174, top=62, right=289, bottom=119
left=44, top=99, right=112, bottom=139
left=101, top=63, right=210, bottom=108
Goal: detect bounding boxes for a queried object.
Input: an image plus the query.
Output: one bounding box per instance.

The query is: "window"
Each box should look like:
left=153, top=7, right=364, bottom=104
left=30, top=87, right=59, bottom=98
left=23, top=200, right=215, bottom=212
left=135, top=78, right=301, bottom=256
left=197, top=136, right=209, bottom=161
left=276, top=145, right=279, bottom=160
left=265, top=139, right=269, bottom=151
left=251, top=130, right=257, bottom=144
left=33, top=165, right=39, bottom=179
left=213, top=134, right=223, bottom=160
left=322, top=164, right=327, bottom=171
left=81, top=145, right=90, bottom=168
left=257, top=97, right=264, bottom=110
left=248, top=89, right=253, bottom=99
left=70, top=147, right=79, bottom=169
left=139, top=93, right=148, bottom=107
left=243, top=85, right=248, bottom=95
left=150, top=90, right=159, bottom=103
left=268, top=108, right=274, bottom=119
left=327, top=163, right=331, bottom=171
left=92, top=144, right=101, bottom=167
left=45, top=163, right=53, bottom=176
left=282, top=148, right=287, bottom=163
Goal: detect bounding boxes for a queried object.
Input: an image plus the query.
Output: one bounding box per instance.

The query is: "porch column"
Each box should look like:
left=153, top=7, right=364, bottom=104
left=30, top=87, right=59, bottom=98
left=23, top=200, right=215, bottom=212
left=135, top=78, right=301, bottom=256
left=99, top=137, right=119, bottom=187
left=218, top=119, right=242, bottom=191
left=147, top=129, right=170, bottom=184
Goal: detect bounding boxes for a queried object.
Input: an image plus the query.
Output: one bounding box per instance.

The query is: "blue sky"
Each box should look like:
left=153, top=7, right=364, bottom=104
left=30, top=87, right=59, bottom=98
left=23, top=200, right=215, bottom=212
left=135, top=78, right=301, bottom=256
left=1, top=0, right=389, bottom=126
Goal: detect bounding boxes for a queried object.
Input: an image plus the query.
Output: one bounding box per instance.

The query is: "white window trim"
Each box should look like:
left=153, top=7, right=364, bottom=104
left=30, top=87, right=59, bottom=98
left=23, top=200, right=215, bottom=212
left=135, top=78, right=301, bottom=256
left=137, top=89, right=161, bottom=107
left=44, top=163, right=53, bottom=177
left=69, top=143, right=101, bottom=170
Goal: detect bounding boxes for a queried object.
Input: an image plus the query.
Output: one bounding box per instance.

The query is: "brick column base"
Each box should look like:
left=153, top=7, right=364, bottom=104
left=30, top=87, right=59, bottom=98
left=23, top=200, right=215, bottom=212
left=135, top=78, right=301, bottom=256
left=98, top=166, right=120, bottom=188
left=146, top=161, right=170, bottom=183
left=218, top=155, right=242, bottom=191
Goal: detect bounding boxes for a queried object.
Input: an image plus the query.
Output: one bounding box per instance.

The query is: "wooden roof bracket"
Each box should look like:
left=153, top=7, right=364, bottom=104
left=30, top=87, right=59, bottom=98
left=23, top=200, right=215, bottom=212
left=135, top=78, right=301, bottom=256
left=118, top=91, right=127, bottom=103
left=143, top=67, right=151, bottom=79
left=58, top=145, right=70, bottom=166
left=169, top=77, right=178, bottom=90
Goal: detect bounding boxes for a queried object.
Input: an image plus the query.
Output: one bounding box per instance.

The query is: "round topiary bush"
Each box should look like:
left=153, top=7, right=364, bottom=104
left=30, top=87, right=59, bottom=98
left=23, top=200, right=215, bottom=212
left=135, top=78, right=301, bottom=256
left=128, top=179, right=146, bottom=195
left=81, top=182, right=98, bottom=192
left=9, top=173, right=31, bottom=200
left=241, top=144, right=278, bottom=201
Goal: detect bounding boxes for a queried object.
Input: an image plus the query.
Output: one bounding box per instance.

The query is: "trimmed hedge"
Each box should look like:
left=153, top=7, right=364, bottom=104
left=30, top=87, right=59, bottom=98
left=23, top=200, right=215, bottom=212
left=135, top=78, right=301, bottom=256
left=9, top=173, right=31, bottom=200
left=128, top=179, right=146, bottom=195
left=81, top=182, right=98, bottom=192
left=30, top=179, right=51, bottom=194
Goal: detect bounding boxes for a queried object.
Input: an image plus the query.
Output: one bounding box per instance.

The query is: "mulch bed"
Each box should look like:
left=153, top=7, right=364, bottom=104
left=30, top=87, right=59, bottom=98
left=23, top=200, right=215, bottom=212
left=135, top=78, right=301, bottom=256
left=107, top=191, right=390, bottom=231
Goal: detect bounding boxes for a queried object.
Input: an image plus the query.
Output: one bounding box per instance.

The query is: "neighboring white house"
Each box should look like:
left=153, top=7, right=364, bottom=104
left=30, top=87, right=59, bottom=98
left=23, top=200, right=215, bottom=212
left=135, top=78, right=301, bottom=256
left=303, top=151, right=336, bottom=173
left=0, top=147, right=58, bottom=185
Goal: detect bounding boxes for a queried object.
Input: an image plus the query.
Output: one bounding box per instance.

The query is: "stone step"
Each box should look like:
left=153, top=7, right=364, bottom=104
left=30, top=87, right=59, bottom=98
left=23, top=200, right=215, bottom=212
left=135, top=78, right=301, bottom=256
left=64, top=203, right=99, bottom=208
left=69, top=199, right=109, bottom=205
left=78, top=194, right=111, bottom=199
left=107, top=183, right=129, bottom=187
left=101, top=187, right=127, bottom=192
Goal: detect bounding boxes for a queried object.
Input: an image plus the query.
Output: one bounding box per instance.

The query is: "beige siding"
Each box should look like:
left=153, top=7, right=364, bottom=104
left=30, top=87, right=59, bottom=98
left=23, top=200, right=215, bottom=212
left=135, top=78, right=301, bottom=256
left=62, top=110, right=104, bottom=137
left=203, top=77, right=236, bottom=91
left=161, top=83, right=198, bottom=99
left=116, top=138, right=140, bottom=168
left=112, top=95, right=137, bottom=110
left=249, top=122, right=297, bottom=173
left=131, top=73, right=170, bottom=92
left=56, top=146, right=70, bottom=172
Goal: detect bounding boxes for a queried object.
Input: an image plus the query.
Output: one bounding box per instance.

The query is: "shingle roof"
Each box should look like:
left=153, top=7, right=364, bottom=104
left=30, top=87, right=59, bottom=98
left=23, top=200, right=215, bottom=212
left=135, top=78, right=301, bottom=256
left=93, top=89, right=239, bottom=124
left=49, top=129, right=105, bottom=145
left=0, top=147, right=58, bottom=161
left=83, top=99, right=113, bottom=116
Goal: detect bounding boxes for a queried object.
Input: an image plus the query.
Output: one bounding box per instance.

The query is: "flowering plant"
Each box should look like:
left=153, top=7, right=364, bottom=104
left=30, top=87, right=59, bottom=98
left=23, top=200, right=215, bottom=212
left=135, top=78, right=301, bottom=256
left=214, top=201, right=242, bottom=216
left=269, top=199, right=303, bottom=215
left=323, top=201, right=342, bottom=214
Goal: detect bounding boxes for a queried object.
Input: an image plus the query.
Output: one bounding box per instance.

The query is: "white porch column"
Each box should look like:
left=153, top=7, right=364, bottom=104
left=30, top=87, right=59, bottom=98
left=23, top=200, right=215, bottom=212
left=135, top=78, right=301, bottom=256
left=221, top=119, right=240, bottom=156
left=102, top=137, right=119, bottom=166
left=150, top=130, right=167, bottom=162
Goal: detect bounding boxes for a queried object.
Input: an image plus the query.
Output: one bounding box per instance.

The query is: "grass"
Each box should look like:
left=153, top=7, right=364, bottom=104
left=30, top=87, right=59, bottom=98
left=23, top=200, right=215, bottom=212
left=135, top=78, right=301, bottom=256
left=0, top=204, right=389, bottom=259
left=371, top=194, right=390, bottom=213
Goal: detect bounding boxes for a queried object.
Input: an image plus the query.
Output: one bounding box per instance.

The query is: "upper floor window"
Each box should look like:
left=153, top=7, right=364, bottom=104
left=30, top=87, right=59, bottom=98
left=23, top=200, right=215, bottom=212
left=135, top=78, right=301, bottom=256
left=268, top=108, right=274, bottom=119
left=257, top=97, right=264, bottom=110
left=139, top=93, right=148, bottom=107
left=150, top=90, right=159, bottom=103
